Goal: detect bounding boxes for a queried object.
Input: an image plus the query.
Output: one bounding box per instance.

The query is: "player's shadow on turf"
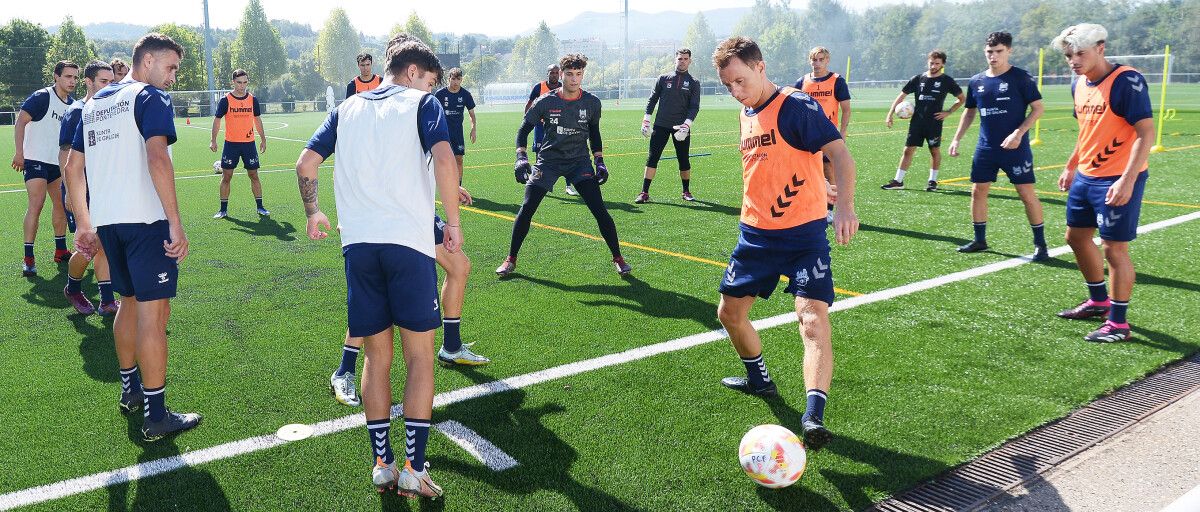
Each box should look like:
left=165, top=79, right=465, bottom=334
left=467, top=197, right=521, bottom=216
left=859, top=222, right=973, bottom=246
left=933, top=188, right=1068, bottom=208
left=21, top=273, right=66, bottom=308
left=647, top=198, right=741, bottom=217
left=103, top=422, right=231, bottom=511
left=516, top=274, right=723, bottom=329
left=1136, top=272, right=1200, bottom=295
left=757, top=398, right=1057, bottom=511
left=68, top=313, right=118, bottom=383
left=1130, top=325, right=1195, bottom=353
left=426, top=367, right=645, bottom=512
left=224, top=215, right=297, bottom=241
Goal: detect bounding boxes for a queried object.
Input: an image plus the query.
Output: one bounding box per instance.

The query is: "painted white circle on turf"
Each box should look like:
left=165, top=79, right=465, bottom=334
left=276, top=423, right=314, bottom=441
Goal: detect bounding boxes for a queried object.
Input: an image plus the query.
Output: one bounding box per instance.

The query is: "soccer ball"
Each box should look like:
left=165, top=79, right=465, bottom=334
left=894, top=101, right=915, bottom=120
left=738, top=424, right=807, bottom=488
left=213, top=160, right=223, bottom=174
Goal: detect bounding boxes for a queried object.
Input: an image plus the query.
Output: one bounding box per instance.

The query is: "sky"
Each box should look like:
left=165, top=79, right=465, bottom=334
left=2, top=0, right=918, bottom=38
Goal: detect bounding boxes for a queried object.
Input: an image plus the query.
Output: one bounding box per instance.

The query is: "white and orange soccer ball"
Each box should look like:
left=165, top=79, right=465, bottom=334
left=738, top=424, right=807, bottom=488
left=894, top=101, right=915, bottom=120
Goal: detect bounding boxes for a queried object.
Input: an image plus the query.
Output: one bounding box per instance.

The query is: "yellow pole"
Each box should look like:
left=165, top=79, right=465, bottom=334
left=845, top=56, right=851, bottom=83
left=1031, top=48, right=1045, bottom=146
left=1151, top=45, right=1170, bottom=153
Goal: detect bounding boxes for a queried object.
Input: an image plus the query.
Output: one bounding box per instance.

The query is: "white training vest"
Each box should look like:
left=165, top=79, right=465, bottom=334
left=333, top=85, right=436, bottom=257
left=23, top=86, right=73, bottom=164
left=82, top=81, right=168, bottom=226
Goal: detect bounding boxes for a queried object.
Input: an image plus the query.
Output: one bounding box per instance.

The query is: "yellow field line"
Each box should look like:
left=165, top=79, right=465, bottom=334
left=939, top=140, right=1200, bottom=185
left=454, top=203, right=864, bottom=297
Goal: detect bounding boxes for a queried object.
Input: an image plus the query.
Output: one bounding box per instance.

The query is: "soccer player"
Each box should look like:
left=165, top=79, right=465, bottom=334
left=59, top=60, right=118, bottom=316
left=110, top=58, right=129, bottom=82
left=346, top=53, right=382, bottom=99
left=66, top=33, right=201, bottom=441
left=636, top=48, right=701, bottom=203
left=297, top=34, right=457, bottom=498
left=796, top=46, right=851, bottom=221
left=1052, top=24, right=1154, bottom=343
left=330, top=186, right=491, bottom=409
left=881, top=50, right=965, bottom=191
left=12, top=60, right=77, bottom=276
left=497, top=54, right=630, bottom=277
left=712, top=37, right=859, bottom=451
left=527, top=64, right=574, bottom=195
left=210, top=69, right=268, bottom=218
left=948, top=32, right=1048, bottom=260
left=433, top=67, right=477, bottom=182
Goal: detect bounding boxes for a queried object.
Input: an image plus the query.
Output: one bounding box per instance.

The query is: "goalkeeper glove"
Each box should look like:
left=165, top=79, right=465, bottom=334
left=514, top=151, right=531, bottom=184
left=594, top=156, right=609, bottom=185
left=672, top=120, right=692, bottom=142
left=641, top=115, right=651, bottom=137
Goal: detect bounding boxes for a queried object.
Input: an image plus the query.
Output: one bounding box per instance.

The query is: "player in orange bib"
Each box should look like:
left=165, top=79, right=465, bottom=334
left=796, top=46, right=851, bottom=221
left=713, top=37, right=858, bottom=451
left=1052, top=24, right=1155, bottom=343
left=210, top=69, right=268, bottom=218
left=346, top=53, right=382, bottom=99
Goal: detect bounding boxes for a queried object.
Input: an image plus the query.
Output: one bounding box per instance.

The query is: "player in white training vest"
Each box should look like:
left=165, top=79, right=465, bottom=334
left=13, top=60, right=78, bottom=275
left=65, top=33, right=201, bottom=442
left=296, top=34, right=460, bottom=499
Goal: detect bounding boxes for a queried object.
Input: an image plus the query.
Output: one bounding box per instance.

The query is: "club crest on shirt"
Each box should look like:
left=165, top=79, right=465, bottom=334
left=998, top=82, right=1009, bottom=93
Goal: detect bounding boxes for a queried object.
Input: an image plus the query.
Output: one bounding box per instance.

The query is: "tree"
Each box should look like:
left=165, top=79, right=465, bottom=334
left=214, top=39, right=234, bottom=85
left=315, top=8, right=361, bottom=85
left=46, top=16, right=98, bottom=84
left=290, top=53, right=329, bottom=101
left=461, top=54, right=500, bottom=90
left=390, top=12, right=433, bottom=48
left=731, top=0, right=777, bottom=42
left=0, top=19, right=50, bottom=108
left=149, top=24, right=206, bottom=91
left=506, top=21, right=560, bottom=81
left=230, top=0, right=288, bottom=84
left=682, top=12, right=717, bottom=82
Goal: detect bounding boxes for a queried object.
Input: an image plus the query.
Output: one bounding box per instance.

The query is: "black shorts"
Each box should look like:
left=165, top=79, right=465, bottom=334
left=645, top=125, right=691, bottom=170
left=906, top=117, right=944, bottom=148
left=528, top=158, right=595, bottom=191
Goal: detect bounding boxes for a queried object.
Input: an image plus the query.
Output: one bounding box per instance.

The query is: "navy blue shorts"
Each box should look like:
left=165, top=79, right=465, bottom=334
left=528, top=158, right=595, bottom=191
left=718, top=222, right=835, bottom=305
left=23, top=160, right=61, bottom=183
left=1066, top=171, right=1148, bottom=242
left=97, top=220, right=179, bottom=301
left=434, top=215, right=445, bottom=245
left=448, top=128, right=466, bottom=156
left=971, top=146, right=1035, bottom=185
left=221, top=141, right=260, bottom=170
left=344, top=243, right=440, bottom=337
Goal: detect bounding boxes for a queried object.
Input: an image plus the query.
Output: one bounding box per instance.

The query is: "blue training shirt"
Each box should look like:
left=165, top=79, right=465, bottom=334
left=59, top=103, right=83, bottom=148
left=743, top=88, right=843, bottom=154
left=1070, top=65, right=1153, bottom=124
left=433, top=87, right=475, bottom=128
left=71, top=83, right=177, bottom=153
left=21, top=88, right=73, bottom=120
left=964, top=66, right=1041, bottom=150
left=305, top=85, right=450, bottom=159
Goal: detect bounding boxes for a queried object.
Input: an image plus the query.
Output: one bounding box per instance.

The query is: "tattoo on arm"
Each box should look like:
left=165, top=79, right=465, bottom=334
left=299, top=176, right=319, bottom=216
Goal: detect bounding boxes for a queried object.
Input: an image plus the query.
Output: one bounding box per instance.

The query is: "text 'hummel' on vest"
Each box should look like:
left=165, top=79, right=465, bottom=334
left=741, top=129, right=777, bottom=151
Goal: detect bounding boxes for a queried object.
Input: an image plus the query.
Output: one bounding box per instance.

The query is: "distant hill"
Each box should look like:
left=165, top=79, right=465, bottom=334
left=47, top=22, right=149, bottom=41
left=546, top=7, right=801, bottom=44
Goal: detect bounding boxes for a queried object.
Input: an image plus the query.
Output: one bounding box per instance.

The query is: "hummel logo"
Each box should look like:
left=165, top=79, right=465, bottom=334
left=373, top=431, right=387, bottom=440
left=374, top=439, right=387, bottom=448
left=406, top=429, right=416, bottom=437
left=433, top=299, right=439, bottom=311
left=157, top=272, right=169, bottom=284
left=1130, top=80, right=1144, bottom=92
left=813, top=258, right=828, bottom=279
left=1099, top=211, right=1123, bottom=228
left=159, top=96, right=171, bottom=107
left=805, top=101, right=819, bottom=112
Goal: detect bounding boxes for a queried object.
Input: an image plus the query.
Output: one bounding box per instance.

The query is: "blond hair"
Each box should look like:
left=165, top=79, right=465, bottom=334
left=1052, top=23, right=1108, bottom=53
left=808, top=46, right=831, bottom=60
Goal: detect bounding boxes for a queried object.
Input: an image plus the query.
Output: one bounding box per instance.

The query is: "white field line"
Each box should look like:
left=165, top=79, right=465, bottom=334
left=434, top=420, right=519, bottom=472
left=1162, top=481, right=1200, bottom=512
left=2, top=210, right=1198, bottom=510
left=181, top=123, right=310, bottom=143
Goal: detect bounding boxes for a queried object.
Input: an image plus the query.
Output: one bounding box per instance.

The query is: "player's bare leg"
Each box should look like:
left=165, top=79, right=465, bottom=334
left=796, top=296, right=834, bottom=449
left=22, top=178, right=48, bottom=274
left=717, top=294, right=778, bottom=397
left=1014, top=183, right=1048, bottom=259
left=215, top=169, right=234, bottom=218
left=47, top=178, right=68, bottom=256
left=883, top=146, right=918, bottom=189
left=248, top=170, right=268, bottom=216
left=133, top=296, right=200, bottom=441
left=435, top=245, right=488, bottom=365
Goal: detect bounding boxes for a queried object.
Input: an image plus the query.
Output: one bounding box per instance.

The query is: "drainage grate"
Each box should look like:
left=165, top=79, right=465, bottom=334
left=868, top=353, right=1200, bottom=512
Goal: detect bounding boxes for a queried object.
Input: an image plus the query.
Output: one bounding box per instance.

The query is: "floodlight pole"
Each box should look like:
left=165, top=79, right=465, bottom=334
left=622, top=0, right=628, bottom=84
left=203, top=0, right=215, bottom=93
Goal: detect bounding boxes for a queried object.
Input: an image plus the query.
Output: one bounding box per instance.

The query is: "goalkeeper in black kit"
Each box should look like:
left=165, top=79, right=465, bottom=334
left=496, top=54, right=631, bottom=278
left=636, top=48, right=702, bottom=204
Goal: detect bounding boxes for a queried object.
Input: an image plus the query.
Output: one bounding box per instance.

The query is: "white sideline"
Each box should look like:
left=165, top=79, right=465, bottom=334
left=434, top=420, right=519, bottom=472
left=181, top=123, right=311, bottom=143
left=1161, top=482, right=1200, bottom=512
left=2, top=210, right=1198, bottom=510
